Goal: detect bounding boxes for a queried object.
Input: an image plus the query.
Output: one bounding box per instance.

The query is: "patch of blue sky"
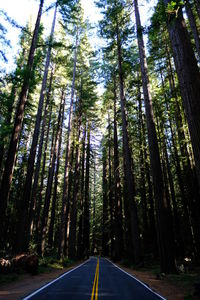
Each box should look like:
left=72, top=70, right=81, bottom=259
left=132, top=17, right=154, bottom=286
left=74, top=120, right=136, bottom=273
left=0, top=0, right=157, bottom=84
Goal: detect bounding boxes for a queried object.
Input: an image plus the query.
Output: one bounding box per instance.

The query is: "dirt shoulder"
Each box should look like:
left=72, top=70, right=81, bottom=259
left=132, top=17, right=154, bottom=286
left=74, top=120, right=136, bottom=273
left=0, top=263, right=81, bottom=300
left=116, top=264, right=194, bottom=299
left=0, top=260, right=197, bottom=299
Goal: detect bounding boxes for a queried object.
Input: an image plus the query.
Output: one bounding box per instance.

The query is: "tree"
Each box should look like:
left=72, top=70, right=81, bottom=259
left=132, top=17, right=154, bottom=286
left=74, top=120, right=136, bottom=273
left=163, top=0, right=200, bottom=193
left=0, top=0, right=44, bottom=248
left=133, top=0, right=177, bottom=273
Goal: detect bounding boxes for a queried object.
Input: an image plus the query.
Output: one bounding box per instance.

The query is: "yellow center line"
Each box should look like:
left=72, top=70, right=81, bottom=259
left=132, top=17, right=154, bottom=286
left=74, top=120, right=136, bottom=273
left=95, top=261, right=99, bottom=300
left=91, top=258, right=99, bottom=300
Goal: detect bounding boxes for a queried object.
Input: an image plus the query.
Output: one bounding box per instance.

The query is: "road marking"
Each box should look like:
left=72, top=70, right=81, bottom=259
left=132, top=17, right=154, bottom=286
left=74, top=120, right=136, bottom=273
left=91, top=258, right=99, bottom=300
left=104, top=258, right=166, bottom=300
left=22, top=259, right=90, bottom=300
left=95, top=259, right=99, bottom=300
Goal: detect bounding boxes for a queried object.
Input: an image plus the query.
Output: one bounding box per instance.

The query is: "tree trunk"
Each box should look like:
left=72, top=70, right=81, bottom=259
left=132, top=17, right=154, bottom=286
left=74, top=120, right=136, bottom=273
left=164, top=0, right=200, bottom=193
left=102, top=145, right=109, bottom=257
left=48, top=93, right=65, bottom=249
left=29, top=68, right=54, bottom=239
left=134, top=0, right=177, bottom=273
left=0, top=83, right=17, bottom=177
left=17, top=5, right=57, bottom=252
left=108, top=113, right=114, bottom=258
left=34, top=104, right=52, bottom=236
left=83, top=125, right=90, bottom=259
left=68, top=119, right=82, bottom=259
left=185, top=0, right=200, bottom=60
left=116, top=21, right=141, bottom=263
left=58, top=32, right=78, bottom=259
left=77, top=127, right=86, bottom=259
left=92, top=155, right=96, bottom=255
left=138, top=84, right=150, bottom=253
left=194, top=0, right=200, bottom=20
left=166, top=47, right=200, bottom=257
left=39, top=91, right=64, bottom=255
left=0, top=0, right=44, bottom=246
left=113, top=82, right=123, bottom=261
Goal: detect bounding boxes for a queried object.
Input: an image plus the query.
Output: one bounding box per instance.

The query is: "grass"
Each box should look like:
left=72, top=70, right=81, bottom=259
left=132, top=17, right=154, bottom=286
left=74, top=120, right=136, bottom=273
left=120, top=258, right=200, bottom=299
left=0, top=256, right=76, bottom=286
left=37, top=256, right=75, bottom=274
left=167, top=271, right=200, bottom=298
left=0, top=271, right=25, bottom=285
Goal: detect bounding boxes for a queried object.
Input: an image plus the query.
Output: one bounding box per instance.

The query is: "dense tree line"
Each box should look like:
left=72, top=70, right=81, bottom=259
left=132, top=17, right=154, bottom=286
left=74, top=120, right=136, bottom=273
left=0, top=0, right=200, bottom=275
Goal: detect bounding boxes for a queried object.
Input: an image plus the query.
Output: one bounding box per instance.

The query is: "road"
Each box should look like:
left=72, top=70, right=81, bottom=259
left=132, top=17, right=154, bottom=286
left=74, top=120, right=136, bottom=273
left=22, top=257, right=166, bottom=300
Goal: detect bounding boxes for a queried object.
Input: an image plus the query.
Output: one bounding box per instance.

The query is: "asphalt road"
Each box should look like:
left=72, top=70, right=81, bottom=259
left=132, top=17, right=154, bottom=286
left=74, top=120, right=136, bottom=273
left=22, top=257, right=166, bottom=300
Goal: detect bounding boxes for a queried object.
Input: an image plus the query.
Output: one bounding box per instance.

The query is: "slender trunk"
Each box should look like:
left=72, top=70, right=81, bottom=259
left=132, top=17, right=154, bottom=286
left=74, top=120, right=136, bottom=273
left=34, top=105, right=52, bottom=235
left=116, top=21, right=141, bottom=263
left=138, top=84, right=149, bottom=252
left=102, top=145, right=109, bottom=257
left=108, top=113, right=114, bottom=258
left=16, top=6, right=57, bottom=252
left=83, top=126, right=90, bottom=259
left=159, top=65, right=185, bottom=257
left=134, top=0, right=177, bottom=272
left=77, top=128, right=86, bottom=259
left=39, top=92, right=64, bottom=255
left=164, top=0, right=200, bottom=192
left=29, top=68, right=54, bottom=238
left=166, top=50, right=200, bottom=257
left=48, top=94, right=65, bottom=249
left=185, top=0, right=200, bottom=60
left=113, top=86, right=123, bottom=261
left=0, top=0, right=44, bottom=246
left=194, top=0, right=200, bottom=19
left=58, top=32, right=78, bottom=258
left=92, top=157, right=96, bottom=255
left=64, top=141, right=75, bottom=256
left=0, top=83, right=17, bottom=176
left=68, top=120, right=82, bottom=259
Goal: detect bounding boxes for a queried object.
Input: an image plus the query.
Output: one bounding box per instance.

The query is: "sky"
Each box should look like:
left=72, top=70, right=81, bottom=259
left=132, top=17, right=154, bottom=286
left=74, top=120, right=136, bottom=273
left=0, top=0, right=157, bottom=73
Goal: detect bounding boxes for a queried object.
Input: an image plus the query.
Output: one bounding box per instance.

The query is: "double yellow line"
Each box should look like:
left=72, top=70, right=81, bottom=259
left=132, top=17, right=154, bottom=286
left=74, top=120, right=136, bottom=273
left=91, top=258, right=99, bottom=300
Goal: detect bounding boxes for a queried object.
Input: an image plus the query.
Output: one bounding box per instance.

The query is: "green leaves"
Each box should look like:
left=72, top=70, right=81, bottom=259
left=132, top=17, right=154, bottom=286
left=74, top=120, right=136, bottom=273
left=166, top=0, right=185, bottom=18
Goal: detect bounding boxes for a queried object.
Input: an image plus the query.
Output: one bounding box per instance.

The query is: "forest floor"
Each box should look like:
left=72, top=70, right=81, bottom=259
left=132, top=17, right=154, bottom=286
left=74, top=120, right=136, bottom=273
left=0, top=258, right=199, bottom=299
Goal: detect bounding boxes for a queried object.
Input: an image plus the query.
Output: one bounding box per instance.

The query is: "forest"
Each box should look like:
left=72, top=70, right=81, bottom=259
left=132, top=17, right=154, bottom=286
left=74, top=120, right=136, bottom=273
left=0, top=0, right=200, bottom=278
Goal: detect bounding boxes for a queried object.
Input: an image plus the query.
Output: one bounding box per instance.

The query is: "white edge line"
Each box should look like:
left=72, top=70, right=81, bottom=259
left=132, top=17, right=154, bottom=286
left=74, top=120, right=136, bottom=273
left=104, top=258, right=166, bottom=300
left=22, top=259, right=90, bottom=300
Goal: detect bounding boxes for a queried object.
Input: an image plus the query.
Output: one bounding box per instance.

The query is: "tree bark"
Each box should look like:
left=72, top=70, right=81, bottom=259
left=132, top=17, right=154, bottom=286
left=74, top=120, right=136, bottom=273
left=164, top=0, right=200, bottom=193
left=108, top=113, right=114, bottom=258
left=83, top=125, right=90, bottom=259
left=29, top=68, right=54, bottom=239
left=134, top=0, right=177, bottom=273
left=48, top=93, right=65, bottom=249
left=34, top=104, right=52, bottom=236
left=185, top=0, right=200, bottom=60
left=68, top=118, right=82, bottom=259
left=17, top=5, right=57, bottom=252
left=77, top=127, right=86, bottom=259
left=116, top=21, right=141, bottom=263
left=0, top=0, right=44, bottom=246
left=39, top=91, right=64, bottom=255
left=102, top=144, right=109, bottom=257
left=58, top=31, right=79, bottom=258
left=113, top=84, right=123, bottom=261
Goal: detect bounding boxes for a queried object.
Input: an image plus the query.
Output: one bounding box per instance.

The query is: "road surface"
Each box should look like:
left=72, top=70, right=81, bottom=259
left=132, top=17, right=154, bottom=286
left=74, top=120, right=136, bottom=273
left=23, top=257, right=166, bottom=300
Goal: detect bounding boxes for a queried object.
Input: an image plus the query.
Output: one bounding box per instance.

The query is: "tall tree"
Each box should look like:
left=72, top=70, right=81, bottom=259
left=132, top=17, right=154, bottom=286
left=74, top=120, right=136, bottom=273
left=133, top=0, right=177, bottom=273
left=0, top=0, right=44, bottom=246
left=163, top=0, right=200, bottom=192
